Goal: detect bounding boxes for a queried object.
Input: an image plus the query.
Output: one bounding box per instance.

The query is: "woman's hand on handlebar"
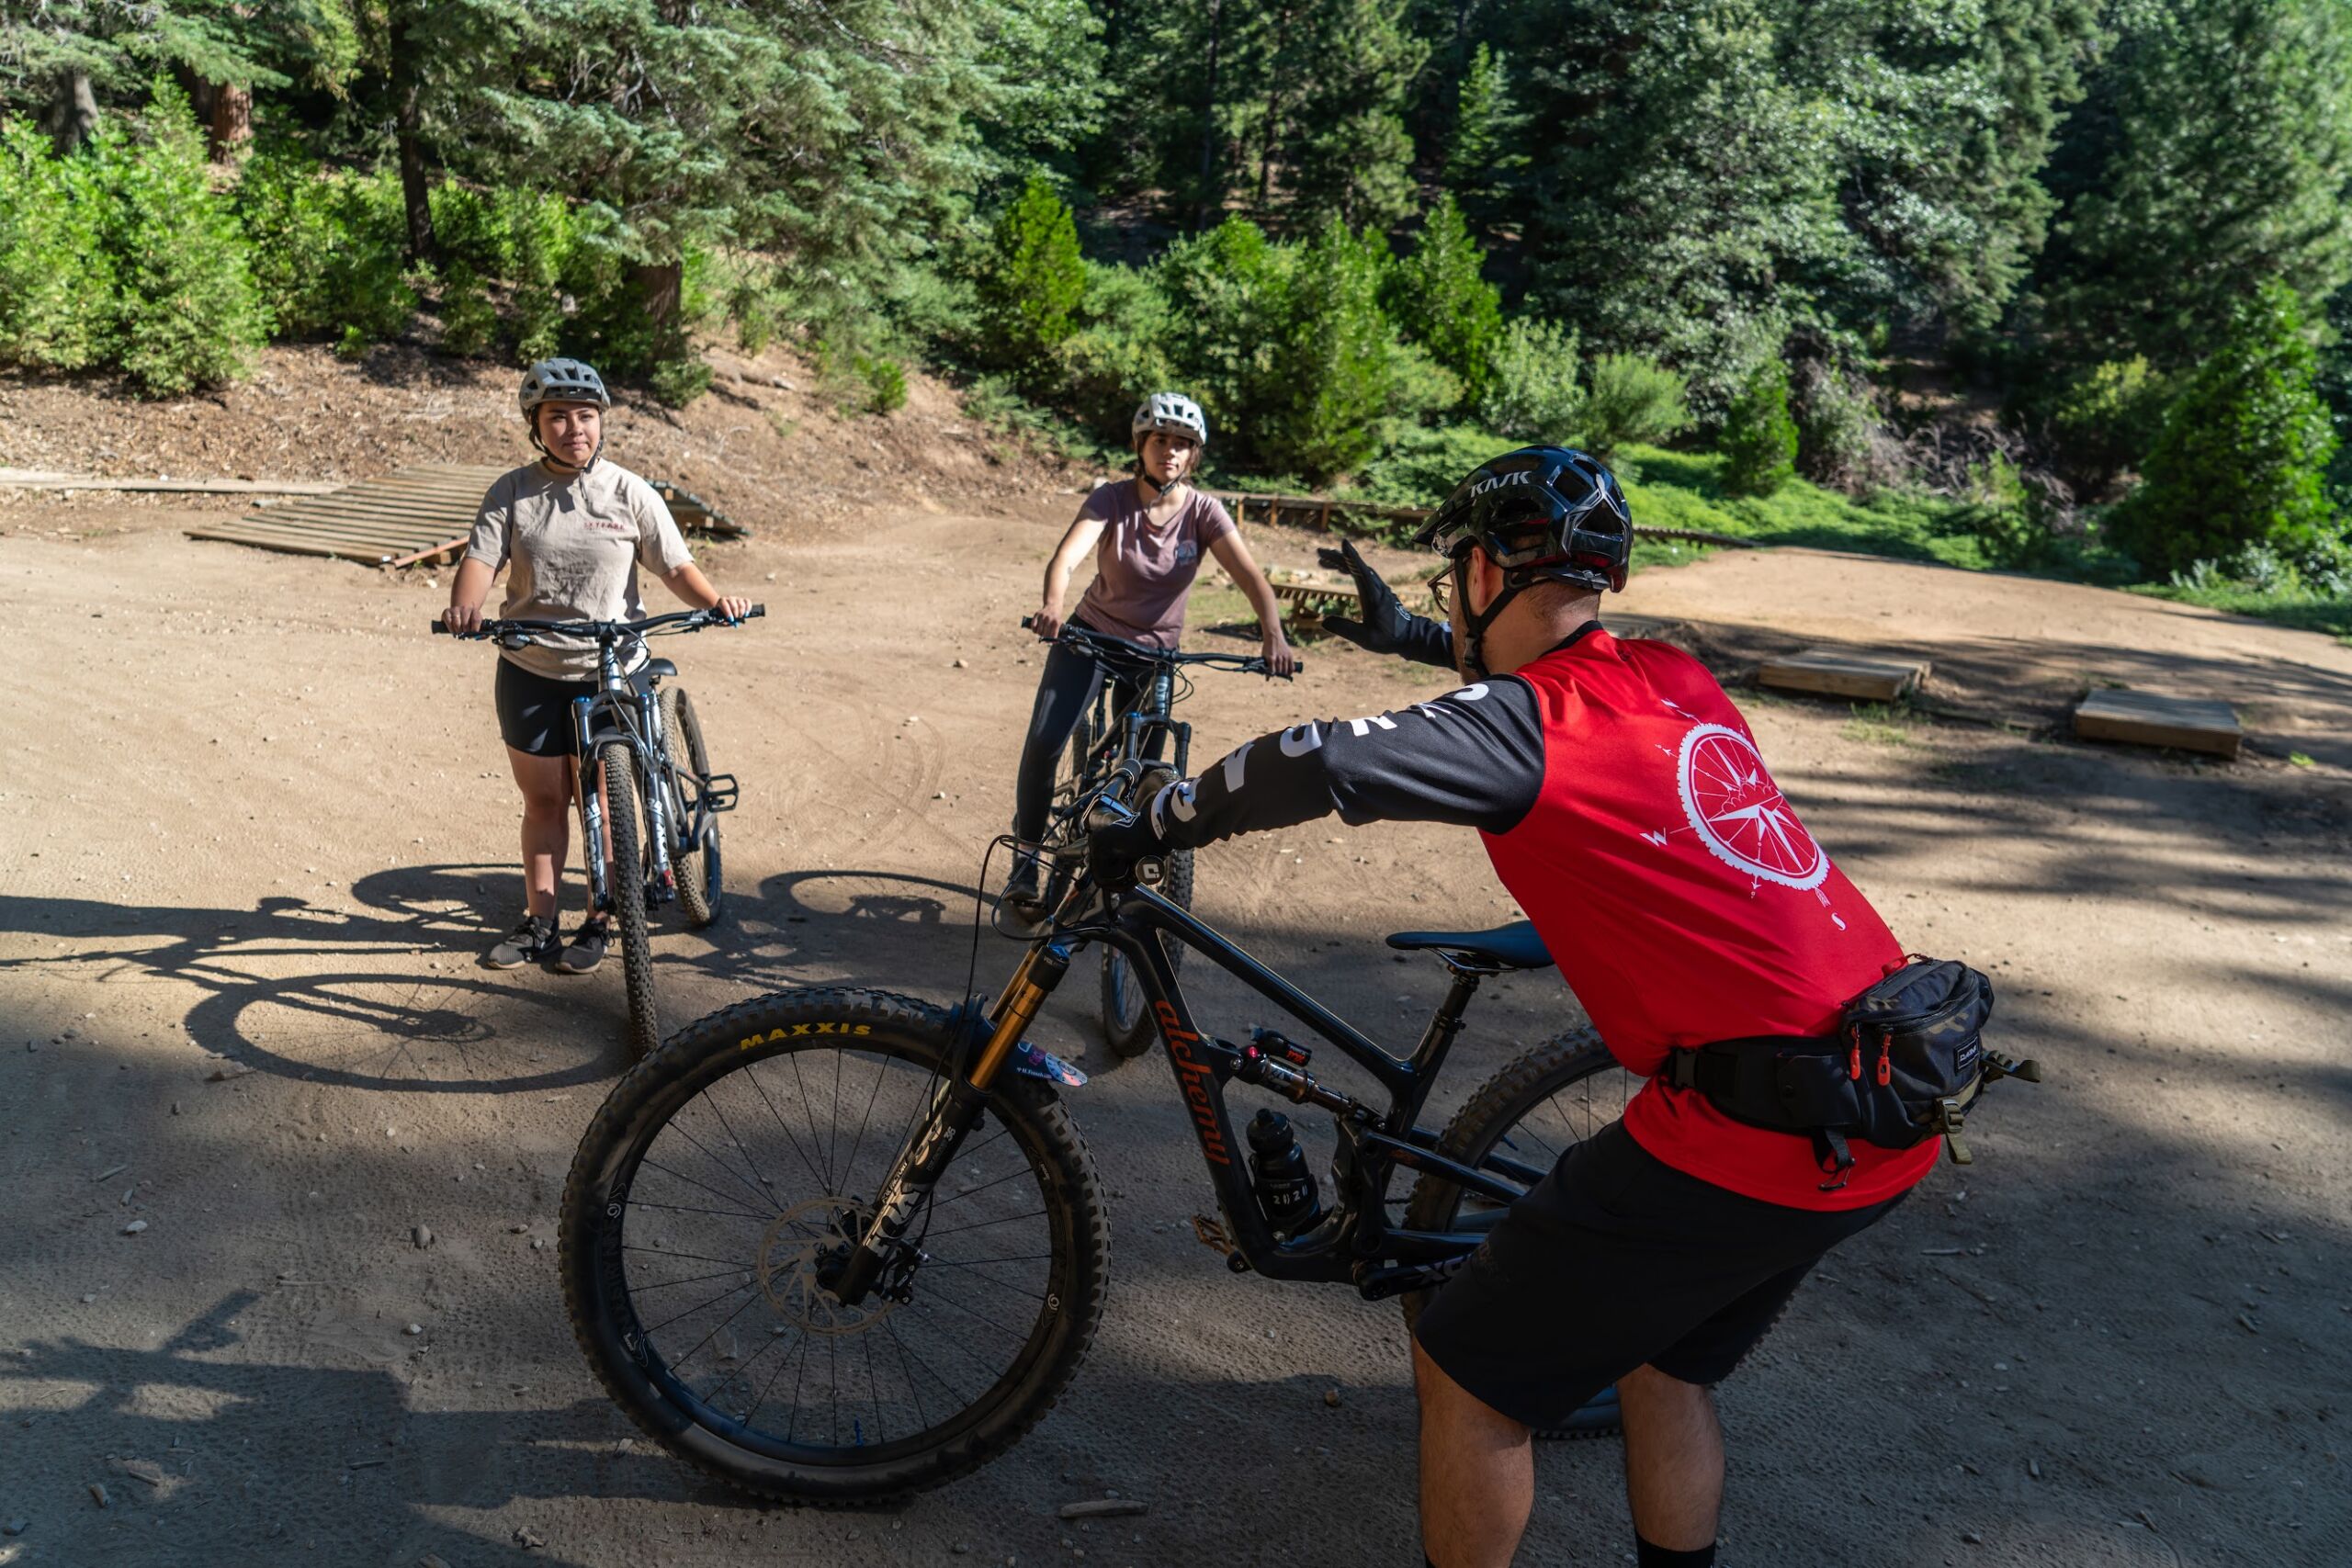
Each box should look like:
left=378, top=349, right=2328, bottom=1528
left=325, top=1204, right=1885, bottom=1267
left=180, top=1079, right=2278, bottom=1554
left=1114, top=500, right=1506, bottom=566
left=1031, top=601, right=1067, bottom=641
left=1259, top=627, right=1297, bottom=679
left=442, top=602, right=486, bottom=637
left=713, top=594, right=753, bottom=624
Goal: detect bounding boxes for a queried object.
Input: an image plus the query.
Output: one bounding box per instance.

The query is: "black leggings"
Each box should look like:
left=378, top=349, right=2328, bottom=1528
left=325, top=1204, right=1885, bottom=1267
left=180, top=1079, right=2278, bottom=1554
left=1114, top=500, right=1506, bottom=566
left=1012, top=625, right=1164, bottom=844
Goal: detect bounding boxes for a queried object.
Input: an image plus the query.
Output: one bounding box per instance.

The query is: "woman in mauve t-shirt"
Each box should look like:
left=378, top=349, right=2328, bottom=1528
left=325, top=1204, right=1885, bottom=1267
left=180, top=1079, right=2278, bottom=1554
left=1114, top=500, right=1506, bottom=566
left=1002, top=392, right=1294, bottom=919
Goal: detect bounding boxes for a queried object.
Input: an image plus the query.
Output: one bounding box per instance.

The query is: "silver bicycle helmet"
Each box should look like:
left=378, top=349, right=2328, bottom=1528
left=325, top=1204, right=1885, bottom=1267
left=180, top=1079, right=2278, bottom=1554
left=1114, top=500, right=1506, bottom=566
left=1132, top=391, right=1208, bottom=449
left=518, top=358, right=610, bottom=420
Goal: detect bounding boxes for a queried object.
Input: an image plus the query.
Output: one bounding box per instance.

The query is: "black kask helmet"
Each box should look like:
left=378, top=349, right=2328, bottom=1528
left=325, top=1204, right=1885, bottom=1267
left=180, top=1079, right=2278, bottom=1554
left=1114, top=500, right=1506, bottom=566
left=1417, top=446, right=1631, bottom=676
left=1415, top=445, right=1632, bottom=592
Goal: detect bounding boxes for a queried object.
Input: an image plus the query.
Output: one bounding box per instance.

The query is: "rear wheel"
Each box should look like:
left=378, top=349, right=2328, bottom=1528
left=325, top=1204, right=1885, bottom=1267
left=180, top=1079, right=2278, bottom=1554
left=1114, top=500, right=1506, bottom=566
left=594, top=739, right=660, bottom=1060
left=560, top=987, right=1110, bottom=1502
left=1401, top=1027, right=1635, bottom=1439
left=660, top=686, right=724, bottom=930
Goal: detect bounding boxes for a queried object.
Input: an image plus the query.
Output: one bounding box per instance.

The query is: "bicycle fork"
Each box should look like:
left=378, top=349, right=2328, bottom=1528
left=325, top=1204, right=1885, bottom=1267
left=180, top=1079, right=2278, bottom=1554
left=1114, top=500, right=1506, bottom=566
left=830, top=942, right=1072, bottom=1305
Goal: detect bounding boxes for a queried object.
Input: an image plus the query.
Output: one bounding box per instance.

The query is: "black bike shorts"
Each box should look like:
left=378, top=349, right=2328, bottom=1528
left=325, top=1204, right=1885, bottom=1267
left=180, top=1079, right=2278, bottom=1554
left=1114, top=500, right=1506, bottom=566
left=493, top=658, right=598, bottom=759
left=1413, top=1121, right=1907, bottom=1430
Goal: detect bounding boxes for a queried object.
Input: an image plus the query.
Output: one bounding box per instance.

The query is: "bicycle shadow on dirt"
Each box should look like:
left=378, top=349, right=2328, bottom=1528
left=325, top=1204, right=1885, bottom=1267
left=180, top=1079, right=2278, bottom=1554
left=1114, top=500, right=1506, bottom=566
left=686, top=866, right=996, bottom=997
left=0, top=864, right=626, bottom=1095
left=0, top=1293, right=715, bottom=1567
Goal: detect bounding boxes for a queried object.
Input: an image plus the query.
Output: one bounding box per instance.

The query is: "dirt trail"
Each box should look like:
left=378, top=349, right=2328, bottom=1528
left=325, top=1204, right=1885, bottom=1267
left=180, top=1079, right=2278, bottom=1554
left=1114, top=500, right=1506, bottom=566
left=1, top=494, right=2346, bottom=1567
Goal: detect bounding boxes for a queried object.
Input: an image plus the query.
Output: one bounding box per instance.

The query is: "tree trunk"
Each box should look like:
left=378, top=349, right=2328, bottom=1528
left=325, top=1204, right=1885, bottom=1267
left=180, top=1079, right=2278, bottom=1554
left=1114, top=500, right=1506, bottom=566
left=180, top=75, right=254, bottom=161
left=43, top=70, right=99, bottom=154
left=389, top=7, right=435, bottom=264
left=633, top=261, right=684, bottom=328
left=1193, top=0, right=1224, bottom=231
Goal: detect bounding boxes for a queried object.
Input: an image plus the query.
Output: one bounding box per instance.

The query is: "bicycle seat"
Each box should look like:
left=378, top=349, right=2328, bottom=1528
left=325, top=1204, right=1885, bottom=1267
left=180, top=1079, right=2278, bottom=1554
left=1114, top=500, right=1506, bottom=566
left=629, top=658, right=679, bottom=690
left=1384, top=921, right=1554, bottom=972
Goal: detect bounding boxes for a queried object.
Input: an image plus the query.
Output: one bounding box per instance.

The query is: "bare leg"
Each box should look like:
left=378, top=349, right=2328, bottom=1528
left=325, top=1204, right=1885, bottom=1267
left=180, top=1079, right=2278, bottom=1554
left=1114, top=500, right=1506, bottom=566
left=507, top=747, right=573, bottom=919
left=1619, top=1363, right=1724, bottom=1551
left=1414, top=1340, right=1532, bottom=1568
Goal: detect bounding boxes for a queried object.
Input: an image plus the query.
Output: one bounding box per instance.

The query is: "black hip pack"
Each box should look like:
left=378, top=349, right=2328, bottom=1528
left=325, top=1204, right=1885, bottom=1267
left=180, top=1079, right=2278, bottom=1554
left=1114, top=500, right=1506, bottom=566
left=1664, top=958, right=2040, bottom=1190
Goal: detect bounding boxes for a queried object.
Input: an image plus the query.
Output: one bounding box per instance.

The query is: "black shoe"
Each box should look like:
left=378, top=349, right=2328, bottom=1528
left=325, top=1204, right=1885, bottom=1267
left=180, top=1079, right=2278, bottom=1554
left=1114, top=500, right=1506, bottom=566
left=482, top=914, right=556, bottom=970
left=1000, top=851, right=1048, bottom=928
left=555, top=915, right=611, bottom=975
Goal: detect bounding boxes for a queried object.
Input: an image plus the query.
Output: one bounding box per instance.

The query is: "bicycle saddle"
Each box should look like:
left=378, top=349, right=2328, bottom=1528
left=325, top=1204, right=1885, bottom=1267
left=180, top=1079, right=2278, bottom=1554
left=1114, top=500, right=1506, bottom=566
left=629, top=657, right=680, bottom=689
left=1384, top=920, right=1555, bottom=972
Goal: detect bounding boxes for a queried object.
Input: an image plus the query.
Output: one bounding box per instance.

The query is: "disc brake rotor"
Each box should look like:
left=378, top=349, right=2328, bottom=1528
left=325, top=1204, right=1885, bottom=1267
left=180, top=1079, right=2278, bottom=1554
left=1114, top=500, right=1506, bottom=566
left=756, top=1196, right=904, bottom=1337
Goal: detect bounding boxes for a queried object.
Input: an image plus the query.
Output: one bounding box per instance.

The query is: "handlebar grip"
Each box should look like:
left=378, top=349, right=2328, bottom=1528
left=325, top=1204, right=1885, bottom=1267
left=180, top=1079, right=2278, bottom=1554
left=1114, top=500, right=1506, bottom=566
left=430, top=621, right=450, bottom=634
left=747, top=604, right=765, bottom=619
left=1020, top=615, right=1036, bottom=629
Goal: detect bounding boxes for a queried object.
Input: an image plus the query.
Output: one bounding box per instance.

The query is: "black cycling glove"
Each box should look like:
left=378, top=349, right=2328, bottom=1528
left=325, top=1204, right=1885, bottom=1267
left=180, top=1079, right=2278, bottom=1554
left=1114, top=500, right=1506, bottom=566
left=1317, top=539, right=1457, bottom=670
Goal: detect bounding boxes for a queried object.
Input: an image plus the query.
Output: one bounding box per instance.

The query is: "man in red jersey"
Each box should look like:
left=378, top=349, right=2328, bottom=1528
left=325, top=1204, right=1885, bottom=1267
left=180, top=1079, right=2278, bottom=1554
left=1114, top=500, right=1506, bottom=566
left=1093, top=447, right=1932, bottom=1568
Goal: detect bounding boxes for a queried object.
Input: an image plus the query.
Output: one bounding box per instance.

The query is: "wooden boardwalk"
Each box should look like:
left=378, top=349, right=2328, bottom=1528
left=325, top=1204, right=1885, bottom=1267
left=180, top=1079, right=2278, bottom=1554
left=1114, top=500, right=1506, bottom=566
left=186, top=462, right=742, bottom=568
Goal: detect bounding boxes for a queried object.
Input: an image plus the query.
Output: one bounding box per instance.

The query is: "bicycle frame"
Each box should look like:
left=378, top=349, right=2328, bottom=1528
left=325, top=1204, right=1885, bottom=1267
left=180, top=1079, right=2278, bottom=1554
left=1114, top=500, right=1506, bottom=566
left=836, top=876, right=1532, bottom=1307
left=567, top=635, right=677, bottom=914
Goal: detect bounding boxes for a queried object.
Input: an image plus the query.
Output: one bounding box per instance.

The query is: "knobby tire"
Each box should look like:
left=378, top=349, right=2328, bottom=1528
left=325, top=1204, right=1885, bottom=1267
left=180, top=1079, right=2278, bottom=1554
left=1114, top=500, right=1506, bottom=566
left=595, top=739, right=660, bottom=1060
left=661, top=685, right=723, bottom=930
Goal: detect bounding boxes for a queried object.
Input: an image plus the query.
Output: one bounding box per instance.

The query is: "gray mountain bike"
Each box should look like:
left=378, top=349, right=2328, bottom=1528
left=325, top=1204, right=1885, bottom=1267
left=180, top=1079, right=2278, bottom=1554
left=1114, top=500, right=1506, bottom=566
left=435, top=605, right=762, bottom=1056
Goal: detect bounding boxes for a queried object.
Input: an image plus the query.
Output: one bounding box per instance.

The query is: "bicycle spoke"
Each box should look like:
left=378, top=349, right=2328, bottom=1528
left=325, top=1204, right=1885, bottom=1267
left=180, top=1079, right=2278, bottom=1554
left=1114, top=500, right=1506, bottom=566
left=643, top=1276, right=757, bottom=1338
left=637, top=1153, right=774, bottom=1222
left=631, top=1265, right=752, bottom=1294
left=739, top=1058, right=835, bottom=1196
left=921, top=1206, right=1048, bottom=1239
left=626, top=1197, right=769, bottom=1224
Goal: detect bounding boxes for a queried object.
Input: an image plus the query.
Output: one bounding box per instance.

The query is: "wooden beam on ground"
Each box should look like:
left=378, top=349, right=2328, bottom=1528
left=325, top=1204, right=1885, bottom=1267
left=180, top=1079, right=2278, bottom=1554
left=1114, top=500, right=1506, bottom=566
left=1758, top=647, right=1930, bottom=702
left=2073, top=688, right=2242, bottom=760
left=0, top=468, right=343, bottom=495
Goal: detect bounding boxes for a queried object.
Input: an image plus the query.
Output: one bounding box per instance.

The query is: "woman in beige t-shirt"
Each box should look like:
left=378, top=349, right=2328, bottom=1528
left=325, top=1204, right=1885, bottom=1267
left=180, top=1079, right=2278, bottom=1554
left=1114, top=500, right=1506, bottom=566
left=1002, top=392, right=1294, bottom=920
left=443, top=358, right=751, bottom=975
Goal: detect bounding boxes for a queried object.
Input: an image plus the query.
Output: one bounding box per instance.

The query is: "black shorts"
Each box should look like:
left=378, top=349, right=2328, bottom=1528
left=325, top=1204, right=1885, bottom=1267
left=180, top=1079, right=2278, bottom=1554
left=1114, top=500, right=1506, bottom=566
left=493, top=658, right=597, bottom=759
left=1413, top=1122, right=1906, bottom=1429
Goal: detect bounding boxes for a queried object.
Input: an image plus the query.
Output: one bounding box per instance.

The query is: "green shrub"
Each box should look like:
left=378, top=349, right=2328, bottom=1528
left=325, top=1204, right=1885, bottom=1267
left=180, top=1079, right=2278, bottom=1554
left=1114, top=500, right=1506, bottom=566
left=1477, top=317, right=1581, bottom=444
left=236, top=151, right=414, bottom=351
left=0, top=118, right=113, bottom=370
left=1154, top=216, right=1292, bottom=442
left=1960, top=454, right=2069, bottom=570
left=2034, top=356, right=2171, bottom=501
left=1050, top=260, right=1175, bottom=443
left=855, top=351, right=908, bottom=413
left=1262, top=220, right=1402, bottom=478
left=2111, top=280, right=2341, bottom=579
left=974, top=173, right=1084, bottom=374
left=649, top=355, right=714, bottom=407
left=1350, top=421, right=1517, bottom=511
left=103, top=87, right=268, bottom=393
left=1384, top=194, right=1500, bottom=404
left=1720, top=357, right=1798, bottom=496
left=1576, top=352, right=1690, bottom=457
left=1792, top=359, right=1888, bottom=491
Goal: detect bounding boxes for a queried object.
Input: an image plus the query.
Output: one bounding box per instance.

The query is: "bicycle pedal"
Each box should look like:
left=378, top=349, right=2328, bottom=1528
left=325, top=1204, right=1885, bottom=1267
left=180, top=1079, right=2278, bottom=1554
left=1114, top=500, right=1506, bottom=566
left=700, top=773, right=740, bottom=812
left=1189, top=1213, right=1233, bottom=1254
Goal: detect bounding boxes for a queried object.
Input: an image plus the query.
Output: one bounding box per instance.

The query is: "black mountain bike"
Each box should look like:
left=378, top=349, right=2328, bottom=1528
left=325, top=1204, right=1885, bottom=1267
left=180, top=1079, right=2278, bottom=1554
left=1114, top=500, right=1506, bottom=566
left=435, top=605, right=762, bottom=1056
left=560, top=757, right=1632, bottom=1504
left=1018, top=615, right=1295, bottom=1056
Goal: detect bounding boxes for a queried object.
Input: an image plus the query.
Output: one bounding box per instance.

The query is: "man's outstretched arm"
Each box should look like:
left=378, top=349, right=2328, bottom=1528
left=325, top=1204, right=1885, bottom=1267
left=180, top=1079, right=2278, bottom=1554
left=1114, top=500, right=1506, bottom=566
left=1140, top=679, right=1549, bottom=851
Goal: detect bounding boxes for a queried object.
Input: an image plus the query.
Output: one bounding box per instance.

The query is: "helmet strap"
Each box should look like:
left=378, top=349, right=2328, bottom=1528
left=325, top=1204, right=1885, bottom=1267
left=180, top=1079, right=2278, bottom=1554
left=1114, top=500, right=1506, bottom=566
left=528, top=414, right=603, bottom=474
left=1453, top=551, right=1525, bottom=681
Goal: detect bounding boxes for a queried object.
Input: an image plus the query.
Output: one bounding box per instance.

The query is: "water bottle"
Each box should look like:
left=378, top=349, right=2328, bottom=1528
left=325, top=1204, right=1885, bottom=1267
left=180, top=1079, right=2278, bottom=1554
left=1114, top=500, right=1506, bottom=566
left=1247, top=1109, right=1321, bottom=1235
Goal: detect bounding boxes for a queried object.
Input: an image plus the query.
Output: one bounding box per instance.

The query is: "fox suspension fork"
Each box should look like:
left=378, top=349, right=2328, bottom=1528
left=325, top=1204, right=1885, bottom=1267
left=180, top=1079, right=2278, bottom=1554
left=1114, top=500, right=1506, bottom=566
left=829, top=942, right=1072, bottom=1305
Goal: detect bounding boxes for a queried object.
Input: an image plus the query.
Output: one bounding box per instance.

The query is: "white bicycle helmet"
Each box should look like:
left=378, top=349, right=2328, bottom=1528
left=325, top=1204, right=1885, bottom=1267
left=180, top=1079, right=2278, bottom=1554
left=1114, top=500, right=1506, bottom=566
left=1132, top=391, right=1208, bottom=449
left=518, top=357, right=610, bottom=420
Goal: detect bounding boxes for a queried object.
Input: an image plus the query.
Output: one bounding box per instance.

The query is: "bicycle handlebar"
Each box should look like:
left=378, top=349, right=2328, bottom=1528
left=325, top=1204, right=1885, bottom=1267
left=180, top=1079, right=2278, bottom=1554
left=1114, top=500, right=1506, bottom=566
left=432, top=605, right=765, bottom=638
left=1019, top=615, right=1299, bottom=677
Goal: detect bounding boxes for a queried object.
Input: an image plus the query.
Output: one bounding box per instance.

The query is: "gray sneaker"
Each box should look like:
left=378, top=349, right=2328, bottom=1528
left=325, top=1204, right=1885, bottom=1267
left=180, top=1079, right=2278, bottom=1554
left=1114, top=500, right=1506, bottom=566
left=555, top=914, right=611, bottom=975
left=483, top=914, right=556, bottom=970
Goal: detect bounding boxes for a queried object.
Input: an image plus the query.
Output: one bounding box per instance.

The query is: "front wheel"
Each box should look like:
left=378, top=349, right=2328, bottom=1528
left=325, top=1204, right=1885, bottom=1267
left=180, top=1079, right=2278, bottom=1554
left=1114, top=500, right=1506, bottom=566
left=1098, top=847, right=1193, bottom=1057
left=594, top=739, right=660, bottom=1059
left=560, top=987, right=1110, bottom=1503
left=1401, top=1027, right=1635, bottom=1440
left=660, top=686, right=724, bottom=930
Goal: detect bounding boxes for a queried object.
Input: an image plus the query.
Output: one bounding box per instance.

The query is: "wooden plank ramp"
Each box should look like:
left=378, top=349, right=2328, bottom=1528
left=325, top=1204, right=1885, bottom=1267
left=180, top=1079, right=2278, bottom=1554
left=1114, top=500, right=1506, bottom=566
left=2074, top=688, right=2242, bottom=760
left=1758, top=647, right=1931, bottom=702
left=187, top=462, right=745, bottom=566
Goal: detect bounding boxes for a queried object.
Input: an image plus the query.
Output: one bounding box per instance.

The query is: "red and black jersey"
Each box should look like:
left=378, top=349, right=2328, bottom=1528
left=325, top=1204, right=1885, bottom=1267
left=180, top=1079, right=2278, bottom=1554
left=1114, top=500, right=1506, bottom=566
left=1147, top=619, right=1937, bottom=1211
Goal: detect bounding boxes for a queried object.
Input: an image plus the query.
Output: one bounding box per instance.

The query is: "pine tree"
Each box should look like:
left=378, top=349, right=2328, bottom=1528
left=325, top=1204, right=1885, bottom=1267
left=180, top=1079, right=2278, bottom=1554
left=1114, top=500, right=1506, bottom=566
left=1385, top=194, right=1500, bottom=403
left=1278, top=0, right=1427, bottom=231
left=1720, top=356, right=1799, bottom=496
left=2114, top=280, right=2340, bottom=576
left=1444, top=41, right=1523, bottom=234
left=1268, top=219, right=1400, bottom=476
left=976, top=174, right=1088, bottom=372
left=2039, top=0, right=2352, bottom=369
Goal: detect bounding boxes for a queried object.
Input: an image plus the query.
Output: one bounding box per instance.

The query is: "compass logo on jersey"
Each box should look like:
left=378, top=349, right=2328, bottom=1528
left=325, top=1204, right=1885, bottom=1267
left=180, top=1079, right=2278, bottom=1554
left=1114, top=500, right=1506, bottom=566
left=1675, top=722, right=1827, bottom=891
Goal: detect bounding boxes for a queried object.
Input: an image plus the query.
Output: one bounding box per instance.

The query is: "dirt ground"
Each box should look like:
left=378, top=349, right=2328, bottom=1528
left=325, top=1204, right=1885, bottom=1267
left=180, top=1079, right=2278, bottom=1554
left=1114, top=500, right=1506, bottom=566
left=2, top=452, right=2349, bottom=1566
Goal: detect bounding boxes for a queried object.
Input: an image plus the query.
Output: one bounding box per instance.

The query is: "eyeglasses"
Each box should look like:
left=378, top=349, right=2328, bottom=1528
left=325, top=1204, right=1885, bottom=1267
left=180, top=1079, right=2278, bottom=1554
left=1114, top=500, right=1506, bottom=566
left=1428, top=571, right=1454, bottom=615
